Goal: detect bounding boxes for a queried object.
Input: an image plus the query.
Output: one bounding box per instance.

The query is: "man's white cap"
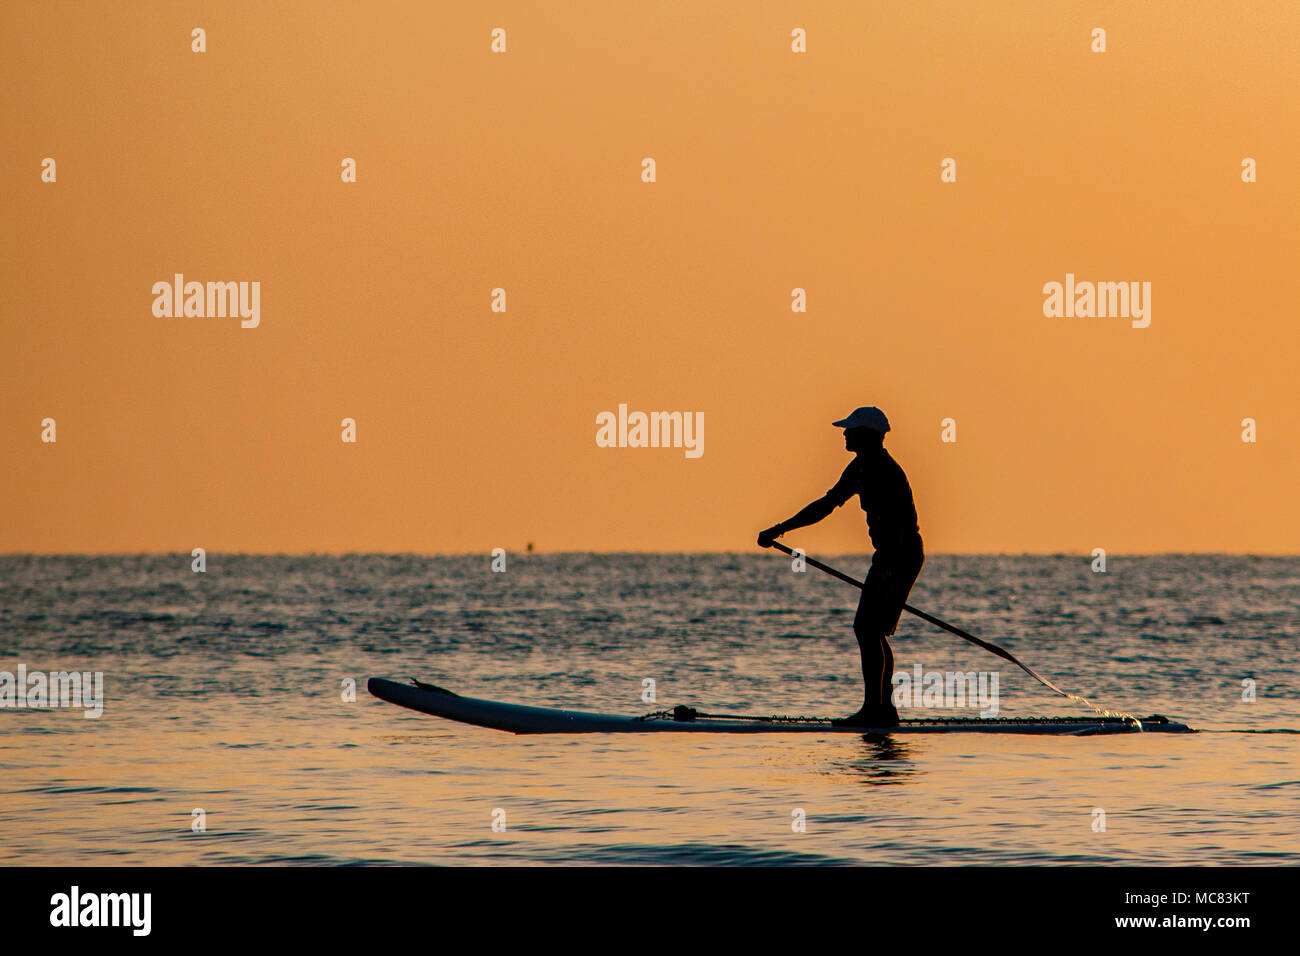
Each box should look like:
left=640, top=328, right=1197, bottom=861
left=832, top=406, right=890, bottom=433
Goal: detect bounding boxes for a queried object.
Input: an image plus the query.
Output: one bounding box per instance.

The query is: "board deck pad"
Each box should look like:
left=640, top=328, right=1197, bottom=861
left=368, top=678, right=1194, bottom=735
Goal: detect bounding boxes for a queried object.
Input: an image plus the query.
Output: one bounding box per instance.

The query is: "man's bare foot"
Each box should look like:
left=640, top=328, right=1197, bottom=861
left=832, top=703, right=900, bottom=728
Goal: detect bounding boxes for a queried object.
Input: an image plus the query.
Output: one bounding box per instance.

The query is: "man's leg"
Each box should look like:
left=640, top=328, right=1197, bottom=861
left=876, top=633, right=895, bottom=707
left=853, top=594, right=891, bottom=709
left=851, top=634, right=895, bottom=709
left=845, top=548, right=923, bottom=722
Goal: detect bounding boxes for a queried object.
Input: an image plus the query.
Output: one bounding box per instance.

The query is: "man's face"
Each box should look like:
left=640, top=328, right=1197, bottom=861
left=843, top=427, right=876, bottom=452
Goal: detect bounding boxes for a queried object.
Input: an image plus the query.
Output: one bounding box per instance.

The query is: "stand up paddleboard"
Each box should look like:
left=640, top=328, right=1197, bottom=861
left=368, top=678, right=1194, bottom=735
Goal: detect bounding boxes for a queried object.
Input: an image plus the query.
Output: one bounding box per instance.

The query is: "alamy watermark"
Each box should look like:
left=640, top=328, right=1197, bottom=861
left=49, top=886, right=150, bottom=936
left=892, top=664, right=1000, bottom=717
left=1042, top=273, right=1151, bottom=328
left=595, top=403, right=704, bottom=458
left=152, top=273, right=260, bottom=328
left=0, top=665, right=104, bottom=718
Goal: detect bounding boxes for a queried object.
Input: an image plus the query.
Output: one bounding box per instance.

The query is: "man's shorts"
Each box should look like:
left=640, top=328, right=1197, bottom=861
left=854, top=540, right=925, bottom=638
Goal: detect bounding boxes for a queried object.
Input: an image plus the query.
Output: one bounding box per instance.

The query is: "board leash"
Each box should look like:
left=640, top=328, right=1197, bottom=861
left=634, top=705, right=1148, bottom=727
left=636, top=705, right=833, bottom=723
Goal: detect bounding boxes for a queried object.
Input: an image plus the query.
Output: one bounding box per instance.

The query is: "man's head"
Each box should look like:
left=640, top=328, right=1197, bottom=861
left=832, top=406, right=890, bottom=453
left=843, top=426, right=884, bottom=453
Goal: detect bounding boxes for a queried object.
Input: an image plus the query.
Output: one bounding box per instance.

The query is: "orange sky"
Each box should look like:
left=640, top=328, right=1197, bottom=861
left=2, top=2, right=1297, bottom=554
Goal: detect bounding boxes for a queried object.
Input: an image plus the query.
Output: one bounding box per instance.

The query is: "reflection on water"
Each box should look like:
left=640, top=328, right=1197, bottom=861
left=1, top=553, right=1298, bottom=865
left=827, top=736, right=918, bottom=786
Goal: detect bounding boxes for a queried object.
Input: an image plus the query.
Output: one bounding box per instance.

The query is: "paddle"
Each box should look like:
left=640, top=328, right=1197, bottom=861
left=765, top=540, right=1093, bottom=706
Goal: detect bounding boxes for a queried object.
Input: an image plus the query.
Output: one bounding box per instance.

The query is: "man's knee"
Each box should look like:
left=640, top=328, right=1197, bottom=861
left=853, top=619, right=888, bottom=647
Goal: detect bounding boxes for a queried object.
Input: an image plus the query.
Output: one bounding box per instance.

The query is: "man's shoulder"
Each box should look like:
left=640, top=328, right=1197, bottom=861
left=880, top=449, right=914, bottom=487
left=864, top=448, right=911, bottom=484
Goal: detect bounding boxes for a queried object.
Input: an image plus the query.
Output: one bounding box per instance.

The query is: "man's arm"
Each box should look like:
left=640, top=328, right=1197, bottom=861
left=757, top=464, right=856, bottom=547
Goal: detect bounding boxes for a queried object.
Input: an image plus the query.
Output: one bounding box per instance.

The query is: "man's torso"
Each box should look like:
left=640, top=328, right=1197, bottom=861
left=827, top=449, right=922, bottom=552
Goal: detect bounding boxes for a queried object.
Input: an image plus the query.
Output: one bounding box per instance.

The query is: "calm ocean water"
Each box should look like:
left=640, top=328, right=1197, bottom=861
left=1, top=553, right=1297, bottom=866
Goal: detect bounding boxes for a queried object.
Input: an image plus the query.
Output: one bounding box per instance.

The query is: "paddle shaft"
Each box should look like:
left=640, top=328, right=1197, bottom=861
left=766, top=540, right=1081, bottom=700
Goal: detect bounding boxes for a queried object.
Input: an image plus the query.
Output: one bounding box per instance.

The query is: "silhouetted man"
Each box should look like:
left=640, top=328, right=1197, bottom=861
left=758, top=406, right=923, bottom=727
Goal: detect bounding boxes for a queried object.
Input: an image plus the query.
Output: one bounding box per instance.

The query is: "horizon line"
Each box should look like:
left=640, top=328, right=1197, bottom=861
left=2, top=550, right=1297, bottom=559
